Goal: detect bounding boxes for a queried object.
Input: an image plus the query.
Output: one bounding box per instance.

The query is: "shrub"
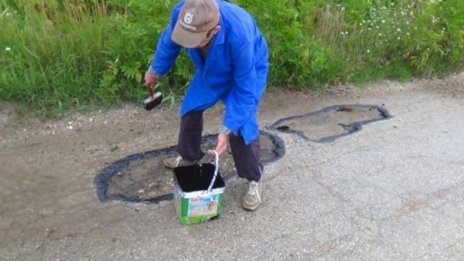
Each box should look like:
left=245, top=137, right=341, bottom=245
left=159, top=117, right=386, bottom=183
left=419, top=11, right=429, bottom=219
left=0, top=0, right=463, bottom=117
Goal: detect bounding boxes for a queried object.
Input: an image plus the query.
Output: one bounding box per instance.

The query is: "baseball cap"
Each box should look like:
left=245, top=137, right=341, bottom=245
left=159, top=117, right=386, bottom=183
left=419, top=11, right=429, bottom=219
left=171, top=0, right=219, bottom=48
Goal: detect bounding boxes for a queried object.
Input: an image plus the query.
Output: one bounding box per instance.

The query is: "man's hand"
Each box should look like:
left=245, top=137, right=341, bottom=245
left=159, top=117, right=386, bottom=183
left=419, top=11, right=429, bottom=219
left=144, top=70, right=158, bottom=95
left=208, top=132, right=228, bottom=156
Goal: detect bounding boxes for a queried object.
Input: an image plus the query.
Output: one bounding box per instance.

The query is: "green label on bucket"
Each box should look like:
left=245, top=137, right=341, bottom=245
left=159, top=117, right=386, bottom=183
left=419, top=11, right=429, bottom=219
left=187, top=194, right=220, bottom=216
left=174, top=194, right=223, bottom=225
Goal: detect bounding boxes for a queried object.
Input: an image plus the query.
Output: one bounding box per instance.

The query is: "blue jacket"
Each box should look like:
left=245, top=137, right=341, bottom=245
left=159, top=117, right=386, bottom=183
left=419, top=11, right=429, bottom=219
left=150, top=0, right=269, bottom=145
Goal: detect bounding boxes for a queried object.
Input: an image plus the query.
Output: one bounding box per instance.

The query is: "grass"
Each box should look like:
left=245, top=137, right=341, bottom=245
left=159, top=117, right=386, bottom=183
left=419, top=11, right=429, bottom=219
left=1, top=1, right=114, bottom=117
left=1, top=0, right=463, bottom=117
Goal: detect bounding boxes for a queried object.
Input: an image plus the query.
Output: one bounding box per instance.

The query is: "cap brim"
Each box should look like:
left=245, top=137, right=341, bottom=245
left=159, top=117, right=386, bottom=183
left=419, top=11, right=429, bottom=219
left=171, top=21, right=208, bottom=48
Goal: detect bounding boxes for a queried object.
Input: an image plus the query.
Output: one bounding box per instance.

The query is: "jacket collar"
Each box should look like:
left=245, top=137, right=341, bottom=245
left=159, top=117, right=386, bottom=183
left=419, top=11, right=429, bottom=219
left=200, top=13, right=225, bottom=73
left=214, top=13, right=225, bottom=45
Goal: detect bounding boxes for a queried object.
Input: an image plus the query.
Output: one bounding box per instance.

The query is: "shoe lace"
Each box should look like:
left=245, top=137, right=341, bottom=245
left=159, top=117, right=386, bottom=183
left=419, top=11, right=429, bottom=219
left=247, top=181, right=261, bottom=202
left=174, top=156, right=182, bottom=167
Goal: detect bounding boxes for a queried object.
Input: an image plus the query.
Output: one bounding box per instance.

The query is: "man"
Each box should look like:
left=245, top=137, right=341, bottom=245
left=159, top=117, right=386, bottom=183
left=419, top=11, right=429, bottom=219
left=144, top=0, right=269, bottom=211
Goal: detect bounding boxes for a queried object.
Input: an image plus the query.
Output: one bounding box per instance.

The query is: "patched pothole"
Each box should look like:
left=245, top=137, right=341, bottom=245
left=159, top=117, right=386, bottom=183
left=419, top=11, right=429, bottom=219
left=95, top=104, right=391, bottom=204
left=95, top=130, right=285, bottom=204
left=270, top=104, right=391, bottom=142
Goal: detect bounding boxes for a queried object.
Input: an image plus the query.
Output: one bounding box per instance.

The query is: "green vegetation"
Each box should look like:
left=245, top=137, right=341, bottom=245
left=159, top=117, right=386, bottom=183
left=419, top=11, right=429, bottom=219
left=1, top=0, right=463, bottom=117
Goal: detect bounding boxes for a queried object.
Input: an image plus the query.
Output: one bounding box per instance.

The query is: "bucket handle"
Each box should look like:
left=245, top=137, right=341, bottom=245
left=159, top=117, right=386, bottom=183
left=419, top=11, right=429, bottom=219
left=206, top=150, right=219, bottom=192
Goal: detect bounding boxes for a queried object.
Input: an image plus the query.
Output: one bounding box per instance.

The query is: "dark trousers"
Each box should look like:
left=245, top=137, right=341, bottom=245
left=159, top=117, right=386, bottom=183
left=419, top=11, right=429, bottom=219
left=177, top=110, right=263, bottom=182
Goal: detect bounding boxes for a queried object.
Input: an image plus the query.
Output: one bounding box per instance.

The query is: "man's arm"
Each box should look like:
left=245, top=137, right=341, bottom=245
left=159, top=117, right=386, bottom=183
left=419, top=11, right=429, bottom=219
left=147, top=3, right=184, bottom=80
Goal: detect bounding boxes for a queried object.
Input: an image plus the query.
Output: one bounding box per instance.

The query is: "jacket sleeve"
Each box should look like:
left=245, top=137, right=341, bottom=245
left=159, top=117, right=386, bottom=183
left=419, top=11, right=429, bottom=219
left=149, top=4, right=183, bottom=77
left=223, top=40, right=258, bottom=132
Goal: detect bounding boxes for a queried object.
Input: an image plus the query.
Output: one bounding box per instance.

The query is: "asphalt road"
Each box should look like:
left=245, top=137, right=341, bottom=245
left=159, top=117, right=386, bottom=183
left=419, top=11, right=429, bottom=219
left=1, top=74, right=463, bottom=260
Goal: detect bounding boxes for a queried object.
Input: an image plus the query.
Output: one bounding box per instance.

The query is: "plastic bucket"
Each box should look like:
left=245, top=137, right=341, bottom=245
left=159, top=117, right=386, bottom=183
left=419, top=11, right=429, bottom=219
left=173, top=152, right=225, bottom=225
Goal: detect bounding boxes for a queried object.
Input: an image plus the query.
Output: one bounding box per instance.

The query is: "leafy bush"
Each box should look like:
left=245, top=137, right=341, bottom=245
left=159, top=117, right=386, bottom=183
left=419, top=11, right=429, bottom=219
left=0, top=0, right=177, bottom=116
left=0, top=0, right=463, bottom=117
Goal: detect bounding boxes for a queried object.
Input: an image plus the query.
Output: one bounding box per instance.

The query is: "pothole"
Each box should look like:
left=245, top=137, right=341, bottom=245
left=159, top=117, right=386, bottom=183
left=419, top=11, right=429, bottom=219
left=95, top=130, right=285, bottom=204
left=270, top=104, right=391, bottom=142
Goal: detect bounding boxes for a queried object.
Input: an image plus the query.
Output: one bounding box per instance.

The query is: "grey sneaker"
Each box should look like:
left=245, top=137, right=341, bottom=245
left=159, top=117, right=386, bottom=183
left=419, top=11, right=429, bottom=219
left=163, top=156, right=198, bottom=169
left=242, top=180, right=263, bottom=211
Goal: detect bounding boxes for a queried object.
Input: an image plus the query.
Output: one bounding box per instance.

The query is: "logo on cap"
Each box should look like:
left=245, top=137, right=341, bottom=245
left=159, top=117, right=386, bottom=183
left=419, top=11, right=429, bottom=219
left=184, top=12, right=193, bottom=25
